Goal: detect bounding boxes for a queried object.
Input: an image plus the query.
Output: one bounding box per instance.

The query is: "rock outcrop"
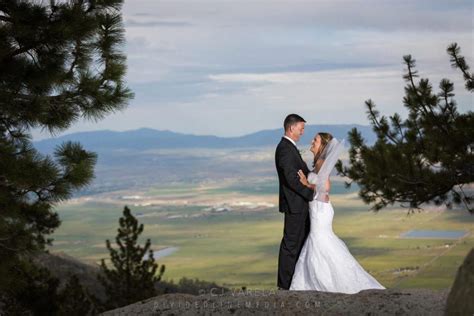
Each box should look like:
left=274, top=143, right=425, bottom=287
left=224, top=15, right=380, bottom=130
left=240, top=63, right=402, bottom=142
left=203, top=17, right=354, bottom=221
left=33, top=251, right=106, bottom=300
left=101, top=288, right=449, bottom=315
left=445, top=247, right=474, bottom=315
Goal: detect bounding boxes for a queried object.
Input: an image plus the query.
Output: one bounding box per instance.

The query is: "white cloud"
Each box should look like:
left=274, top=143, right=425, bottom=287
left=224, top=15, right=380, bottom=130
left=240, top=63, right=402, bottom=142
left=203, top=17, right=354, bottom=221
left=31, top=0, right=473, bottom=141
left=209, top=68, right=402, bottom=84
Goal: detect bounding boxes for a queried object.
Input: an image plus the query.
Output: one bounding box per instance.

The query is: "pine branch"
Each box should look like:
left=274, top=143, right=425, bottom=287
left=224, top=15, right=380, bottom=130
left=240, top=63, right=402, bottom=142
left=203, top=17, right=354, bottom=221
left=365, top=100, right=400, bottom=145
left=447, top=43, right=473, bottom=88
left=342, top=44, right=473, bottom=213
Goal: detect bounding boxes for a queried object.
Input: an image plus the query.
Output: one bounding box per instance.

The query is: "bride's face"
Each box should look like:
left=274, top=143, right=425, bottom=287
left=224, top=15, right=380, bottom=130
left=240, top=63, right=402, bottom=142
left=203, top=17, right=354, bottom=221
left=310, top=135, right=321, bottom=155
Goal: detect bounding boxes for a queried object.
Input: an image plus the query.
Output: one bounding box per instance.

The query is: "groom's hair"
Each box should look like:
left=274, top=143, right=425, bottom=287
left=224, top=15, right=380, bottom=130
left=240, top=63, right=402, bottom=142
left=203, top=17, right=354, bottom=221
left=284, top=114, right=306, bottom=131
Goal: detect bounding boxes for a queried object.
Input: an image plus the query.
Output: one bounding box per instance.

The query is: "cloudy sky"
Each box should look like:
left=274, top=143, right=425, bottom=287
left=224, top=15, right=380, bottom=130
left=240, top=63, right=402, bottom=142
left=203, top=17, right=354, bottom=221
left=32, top=0, right=472, bottom=141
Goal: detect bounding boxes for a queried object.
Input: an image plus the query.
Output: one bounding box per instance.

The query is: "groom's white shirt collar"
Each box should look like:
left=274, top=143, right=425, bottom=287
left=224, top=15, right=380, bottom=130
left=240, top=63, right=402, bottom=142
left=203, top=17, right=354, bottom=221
left=283, top=135, right=297, bottom=147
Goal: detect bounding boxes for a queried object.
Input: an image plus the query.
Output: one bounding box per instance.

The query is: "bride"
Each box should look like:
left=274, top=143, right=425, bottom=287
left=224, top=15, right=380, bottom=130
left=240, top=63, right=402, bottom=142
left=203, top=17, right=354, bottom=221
left=289, top=132, right=386, bottom=293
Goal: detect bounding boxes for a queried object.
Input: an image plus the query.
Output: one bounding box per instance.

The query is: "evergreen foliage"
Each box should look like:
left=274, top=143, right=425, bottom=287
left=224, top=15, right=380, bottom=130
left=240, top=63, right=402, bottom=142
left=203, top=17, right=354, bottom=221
left=0, top=0, right=133, bottom=310
left=97, top=206, right=165, bottom=310
left=336, top=43, right=473, bottom=213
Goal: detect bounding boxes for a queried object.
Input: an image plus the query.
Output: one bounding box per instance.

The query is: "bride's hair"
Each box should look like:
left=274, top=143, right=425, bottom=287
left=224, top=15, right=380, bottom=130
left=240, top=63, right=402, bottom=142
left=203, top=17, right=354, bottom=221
left=312, top=132, right=333, bottom=172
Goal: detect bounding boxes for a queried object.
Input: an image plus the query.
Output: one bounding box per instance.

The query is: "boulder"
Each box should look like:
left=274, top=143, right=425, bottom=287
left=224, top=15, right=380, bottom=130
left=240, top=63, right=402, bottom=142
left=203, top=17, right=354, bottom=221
left=101, top=288, right=449, bottom=315
left=445, top=247, right=474, bottom=315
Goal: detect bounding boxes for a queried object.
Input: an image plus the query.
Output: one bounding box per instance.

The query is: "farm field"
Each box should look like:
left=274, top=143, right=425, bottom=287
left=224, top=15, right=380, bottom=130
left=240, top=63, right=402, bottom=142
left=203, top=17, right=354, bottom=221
left=49, top=179, right=473, bottom=291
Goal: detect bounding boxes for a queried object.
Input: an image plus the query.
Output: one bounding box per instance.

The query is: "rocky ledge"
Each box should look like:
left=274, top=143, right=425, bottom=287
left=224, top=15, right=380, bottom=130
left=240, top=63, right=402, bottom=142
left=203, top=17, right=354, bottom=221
left=102, top=288, right=450, bottom=315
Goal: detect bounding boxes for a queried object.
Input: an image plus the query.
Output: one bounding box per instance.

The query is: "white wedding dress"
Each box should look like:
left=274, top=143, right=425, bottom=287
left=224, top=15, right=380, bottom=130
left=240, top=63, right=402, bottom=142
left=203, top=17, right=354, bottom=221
left=289, top=172, right=386, bottom=293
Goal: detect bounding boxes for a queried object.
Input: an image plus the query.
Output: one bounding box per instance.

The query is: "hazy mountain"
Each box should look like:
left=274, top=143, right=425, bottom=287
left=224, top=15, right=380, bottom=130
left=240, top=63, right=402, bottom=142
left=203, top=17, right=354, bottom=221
left=31, top=124, right=375, bottom=195
left=33, top=124, right=375, bottom=154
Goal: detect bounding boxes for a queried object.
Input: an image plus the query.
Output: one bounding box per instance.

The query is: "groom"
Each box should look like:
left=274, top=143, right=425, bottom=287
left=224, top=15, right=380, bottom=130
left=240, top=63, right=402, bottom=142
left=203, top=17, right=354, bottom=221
left=275, top=114, right=315, bottom=290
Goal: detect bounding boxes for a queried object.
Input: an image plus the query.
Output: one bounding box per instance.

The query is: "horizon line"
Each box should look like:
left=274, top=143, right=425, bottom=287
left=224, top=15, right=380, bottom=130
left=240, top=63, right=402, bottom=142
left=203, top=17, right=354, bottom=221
left=32, top=123, right=372, bottom=142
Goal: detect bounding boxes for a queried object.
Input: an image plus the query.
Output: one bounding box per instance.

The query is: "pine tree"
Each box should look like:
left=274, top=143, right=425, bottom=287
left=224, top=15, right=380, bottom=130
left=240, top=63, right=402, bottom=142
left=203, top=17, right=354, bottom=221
left=1, top=258, right=61, bottom=315
left=336, top=43, right=473, bottom=213
left=57, top=274, right=97, bottom=316
left=1, top=260, right=97, bottom=315
left=98, top=206, right=165, bottom=310
left=0, top=0, right=133, bottom=297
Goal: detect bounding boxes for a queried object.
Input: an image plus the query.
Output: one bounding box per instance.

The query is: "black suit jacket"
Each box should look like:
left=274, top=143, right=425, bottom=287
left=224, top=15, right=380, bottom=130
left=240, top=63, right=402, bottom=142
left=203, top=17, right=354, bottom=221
left=275, top=137, right=314, bottom=214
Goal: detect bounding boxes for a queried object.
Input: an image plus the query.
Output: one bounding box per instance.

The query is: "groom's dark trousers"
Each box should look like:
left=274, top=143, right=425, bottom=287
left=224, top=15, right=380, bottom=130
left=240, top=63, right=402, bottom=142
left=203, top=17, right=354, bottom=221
left=275, top=137, right=314, bottom=290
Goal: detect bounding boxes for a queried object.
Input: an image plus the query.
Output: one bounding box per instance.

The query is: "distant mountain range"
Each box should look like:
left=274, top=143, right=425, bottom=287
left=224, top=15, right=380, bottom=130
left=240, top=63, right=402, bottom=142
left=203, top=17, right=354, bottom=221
left=33, top=124, right=376, bottom=153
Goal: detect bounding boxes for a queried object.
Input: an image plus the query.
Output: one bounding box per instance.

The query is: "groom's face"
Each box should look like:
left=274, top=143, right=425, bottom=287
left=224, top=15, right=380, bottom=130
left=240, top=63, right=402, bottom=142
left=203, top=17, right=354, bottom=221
left=291, top=122, right=305, bottom=142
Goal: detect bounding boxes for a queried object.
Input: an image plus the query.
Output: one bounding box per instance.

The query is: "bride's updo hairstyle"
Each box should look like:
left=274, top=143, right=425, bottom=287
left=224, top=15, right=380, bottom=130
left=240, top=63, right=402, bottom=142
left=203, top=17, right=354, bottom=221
left=312, top=132, right=333, bottom=171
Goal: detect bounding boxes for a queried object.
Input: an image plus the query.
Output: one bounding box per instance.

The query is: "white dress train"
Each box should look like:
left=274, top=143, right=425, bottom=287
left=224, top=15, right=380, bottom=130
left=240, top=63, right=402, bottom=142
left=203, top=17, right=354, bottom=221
left=289, top=174, right=386, bottom=293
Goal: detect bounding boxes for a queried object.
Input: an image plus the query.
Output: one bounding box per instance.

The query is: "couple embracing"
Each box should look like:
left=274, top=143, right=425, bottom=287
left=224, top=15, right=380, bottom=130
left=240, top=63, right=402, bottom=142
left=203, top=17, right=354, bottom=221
left=275, top=114, right=385, bottom=293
